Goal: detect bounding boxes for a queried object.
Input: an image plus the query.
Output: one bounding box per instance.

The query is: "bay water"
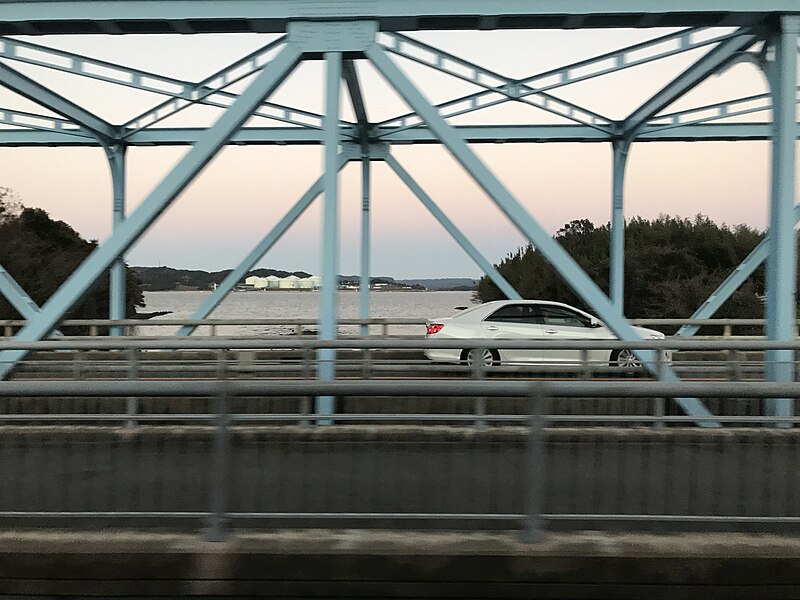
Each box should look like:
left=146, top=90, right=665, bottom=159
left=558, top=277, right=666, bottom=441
left=139, top=290, right=476, bottom=337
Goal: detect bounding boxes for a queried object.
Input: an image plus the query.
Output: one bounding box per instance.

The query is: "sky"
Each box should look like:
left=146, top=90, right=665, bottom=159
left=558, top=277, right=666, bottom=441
left=0, top=27, right=797, bottom=279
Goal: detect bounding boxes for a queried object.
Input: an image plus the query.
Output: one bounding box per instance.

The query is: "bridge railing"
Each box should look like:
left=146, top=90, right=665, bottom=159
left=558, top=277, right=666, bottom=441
left=0, top=334, right=797, bottom=382
left=0, top=316, right=790, bottom=338
left=0, top=379, right=799, bottom=541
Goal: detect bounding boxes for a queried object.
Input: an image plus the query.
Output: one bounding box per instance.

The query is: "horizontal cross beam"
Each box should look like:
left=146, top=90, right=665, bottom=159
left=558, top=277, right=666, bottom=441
left=1, top=122, right=795, bottom=147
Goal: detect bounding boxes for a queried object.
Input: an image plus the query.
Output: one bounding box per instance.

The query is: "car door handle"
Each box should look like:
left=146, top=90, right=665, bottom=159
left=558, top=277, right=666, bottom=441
left=485, top=325, right=498, bottom=331
left=545, top=329, right=558, bottom=334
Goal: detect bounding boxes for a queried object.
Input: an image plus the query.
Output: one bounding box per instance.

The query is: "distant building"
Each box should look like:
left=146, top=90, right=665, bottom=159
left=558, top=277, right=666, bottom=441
left=244, top=274, right=320, bottom=290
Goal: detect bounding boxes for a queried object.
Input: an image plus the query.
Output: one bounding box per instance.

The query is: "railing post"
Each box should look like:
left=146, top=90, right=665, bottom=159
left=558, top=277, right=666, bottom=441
left=473, top=347, right=487, bottom=430
left=580, top=348, right=591, bottom=380
left=362, top=346, right=372, bottom=379
left=206, top=381, right=231, bottom=541
left=653, top=350, right=666, bottom=429
left=73, top=350, right=83, bottom=380
left=522, top=383, right=548, bottom=544
left=300, top=347, right=313, bottom=427
left=126, top=347, right=139, bottom=429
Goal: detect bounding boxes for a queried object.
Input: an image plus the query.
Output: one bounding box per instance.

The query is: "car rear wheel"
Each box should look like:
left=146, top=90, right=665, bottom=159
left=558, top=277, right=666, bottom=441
left=462, top=348, right=500, bottom=368
left=610, top=348, right=642, bottom=369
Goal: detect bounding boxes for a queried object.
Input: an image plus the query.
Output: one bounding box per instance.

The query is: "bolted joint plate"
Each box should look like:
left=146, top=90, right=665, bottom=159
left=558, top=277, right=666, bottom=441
left=342, top=141, right=390, bottom=161
left=288, top=21, right=378, bottom=53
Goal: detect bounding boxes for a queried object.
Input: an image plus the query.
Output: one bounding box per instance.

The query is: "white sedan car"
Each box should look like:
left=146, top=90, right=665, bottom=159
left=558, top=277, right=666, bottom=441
left=424, top=300, right=669, bottom=368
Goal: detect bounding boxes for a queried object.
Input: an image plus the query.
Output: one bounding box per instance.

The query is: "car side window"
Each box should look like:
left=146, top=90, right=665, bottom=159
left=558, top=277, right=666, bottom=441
left=485, top=304, right=541, bottom=325
left=538, top=306, right=591, bottom=328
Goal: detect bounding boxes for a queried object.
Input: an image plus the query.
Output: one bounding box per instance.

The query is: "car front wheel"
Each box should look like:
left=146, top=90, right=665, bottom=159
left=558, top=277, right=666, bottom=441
left=462, top=348, right=500, bottom=368
left=610, top=348, right=642, bottom=369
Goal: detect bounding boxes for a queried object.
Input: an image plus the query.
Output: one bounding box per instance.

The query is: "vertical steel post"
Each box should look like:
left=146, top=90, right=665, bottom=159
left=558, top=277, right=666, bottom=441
left=107, top=144, right=127, bottom=337
left=523, top=384, right=548, bottom=544
left=317, top=52, right=342, bottom=418
left=359, top=157, right=371, bottom=337
left=765, top=17, right=799, bottom=419
left=610, top=140, right=630, bottom=312
left=207, top=383, right=230, bottom=542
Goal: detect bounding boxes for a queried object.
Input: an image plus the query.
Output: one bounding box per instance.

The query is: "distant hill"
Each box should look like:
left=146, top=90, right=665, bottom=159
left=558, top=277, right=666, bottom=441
left=132, top=267, right=478, bottom=292
left=132, top=266, right=312, bottom=291
left=397, top=278, right=478, bottom=291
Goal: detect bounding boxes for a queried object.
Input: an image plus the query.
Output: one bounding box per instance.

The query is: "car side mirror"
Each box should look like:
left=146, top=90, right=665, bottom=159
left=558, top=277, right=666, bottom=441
left=589, top=319, right=603, bottom=328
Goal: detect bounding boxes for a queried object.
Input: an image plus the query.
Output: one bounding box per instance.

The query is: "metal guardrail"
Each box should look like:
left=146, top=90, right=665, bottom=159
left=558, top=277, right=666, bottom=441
left=0, top=316, right=791, bottom=337
left=1, top=379, right=800, bottom=542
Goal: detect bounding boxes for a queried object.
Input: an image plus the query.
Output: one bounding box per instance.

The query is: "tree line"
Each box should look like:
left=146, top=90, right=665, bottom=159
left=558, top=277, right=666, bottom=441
left=477, top=215, right=772, bottom=320
left=0, top=187, right=144, bottom=327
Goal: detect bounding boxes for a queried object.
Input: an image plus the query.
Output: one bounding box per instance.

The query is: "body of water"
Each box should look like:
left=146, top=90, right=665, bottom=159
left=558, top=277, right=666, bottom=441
left=139, top=290, right=477, bottom=337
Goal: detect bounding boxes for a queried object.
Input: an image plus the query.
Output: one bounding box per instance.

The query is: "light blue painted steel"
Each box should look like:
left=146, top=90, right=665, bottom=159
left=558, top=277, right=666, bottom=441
left=342, top=58, right=372, bottom=337
left=3, top=1, right=791, bottom=34
left=379, top=32, right=612, bottom=132
left=375, top=27, right=741, bottom=133
left=176, top=155, right=349, bottom=338
left=4, top=122, right=800, bottom=148
left=623, top=31, right=760, bottom=138
left=675, top=200, right=800, bottom=337
left=676, top=242, right=770, bottom=337
left=342, top=60, right=370, bottom=154
left=610, top=140, right=630, bottom=312
left=106, top=145, right=127, bottom=337
left=0, top=41, right=303, bottom=379
left=317, top=51, right=343, bottom=417
left=359, top=157, right=371, bottom=337
left=0, top=107, right=91, bottom=138
left=0, top=266, right=63, bottom=337
left=765, top=18, right=799, bottom=418
left=0, top=265, right=40, bottom=321
left=366, top=42, right=716, bottom=424
left=386, top=154, right=521, bottom=301
left=646, top=88, right=793, bottom=132
left=0, top=61, right=113, bottom=142
left=0, top=35, right=328, bottom=133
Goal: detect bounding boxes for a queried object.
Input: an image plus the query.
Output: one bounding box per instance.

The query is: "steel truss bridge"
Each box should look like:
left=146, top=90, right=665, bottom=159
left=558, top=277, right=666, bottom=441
left=0, top=2, right=798, bottom=422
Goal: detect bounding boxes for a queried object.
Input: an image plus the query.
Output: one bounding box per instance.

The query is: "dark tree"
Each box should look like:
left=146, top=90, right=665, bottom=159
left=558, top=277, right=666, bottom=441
left=0, top=188, right=144, bottom=328
left=477, top=215, right=769, bottom=324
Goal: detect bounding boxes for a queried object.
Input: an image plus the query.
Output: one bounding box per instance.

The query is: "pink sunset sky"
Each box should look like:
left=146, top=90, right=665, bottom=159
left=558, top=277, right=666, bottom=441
left=0, top=28, right=797, bottom=279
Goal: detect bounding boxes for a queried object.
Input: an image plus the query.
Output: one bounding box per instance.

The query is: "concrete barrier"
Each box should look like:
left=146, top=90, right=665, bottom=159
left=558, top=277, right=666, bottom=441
left=1, top=529, right=800, bottom=598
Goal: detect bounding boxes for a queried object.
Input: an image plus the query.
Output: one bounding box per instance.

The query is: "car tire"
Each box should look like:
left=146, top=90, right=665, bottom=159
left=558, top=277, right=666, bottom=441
left=462, top=348, right=500, bottom=368
left=609, top=348, right=642, bottom=370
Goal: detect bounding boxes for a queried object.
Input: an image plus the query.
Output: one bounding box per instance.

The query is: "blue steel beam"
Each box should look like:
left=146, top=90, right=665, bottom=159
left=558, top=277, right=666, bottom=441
left=764, top=17, right=799, bottom=419
left=176, top=154, right=350, bottom=337
left=5, top=122, right=800, bottom=147
left=0, top=265, right=41, bottom=322
left=358, top=157, right=371, bottom=337
left=376, top=27, right=741, bottom=133
left=645, top=89, right=793, bottom=132
left=623, top=30, right=761, bottom=138
left=610, top=140, right=631, bottom=312
left=379, top=32, right=612, bottom=132
left=387, top=154, right=521, bottom=301
left=342, top=60, right=370, bottom=154
left=0, top=61, right=114, bottom=142
left=366, top=42, right=716, bottom=424
left=0, top=35, right=328, bottom=133
left=105, top=144, right=126, bottom=336
left=0, top=1, right=792, bottom=34
left=0, top=41, right=304, bottom=379
left=317, top=51, right=343, bottom=418
left=0, top=106, right=92, bottom=138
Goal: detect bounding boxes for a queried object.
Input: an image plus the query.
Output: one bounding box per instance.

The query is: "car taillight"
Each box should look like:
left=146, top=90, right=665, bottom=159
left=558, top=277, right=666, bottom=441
left=426, top=323, right=444, bottom=335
